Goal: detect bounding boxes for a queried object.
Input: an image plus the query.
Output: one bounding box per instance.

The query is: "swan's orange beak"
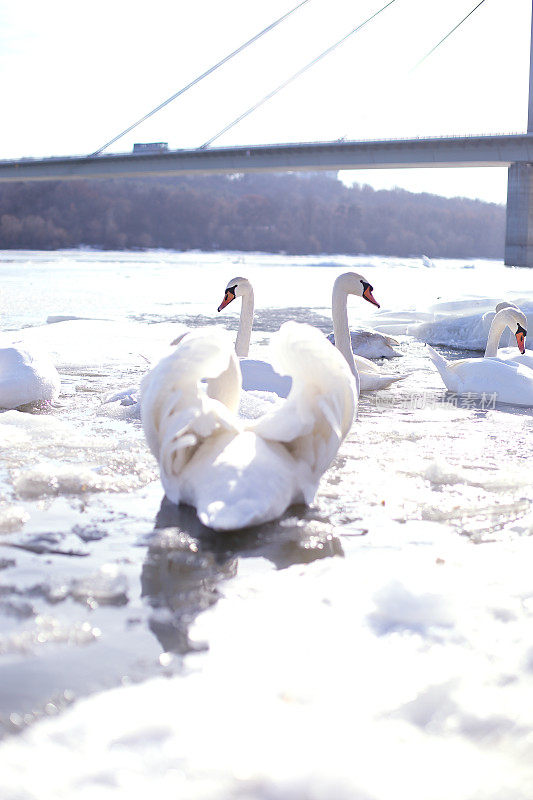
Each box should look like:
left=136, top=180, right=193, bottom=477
left=516, top=329, right=526, bottom=354
left=218, top=290, right=235, bottom=312
left=363, top=285, right=380, bottom=308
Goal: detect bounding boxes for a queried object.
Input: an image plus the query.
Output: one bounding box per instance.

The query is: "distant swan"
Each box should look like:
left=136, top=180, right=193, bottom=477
left=485, top=302, right=533, bottom=369
left=330, top=272, right=408, bottom=391
left=326, top=327, right=402, bottom=359
left=141, top=322, right=356, bottom=531
left=405, top=300, right=530, bottom=351
left=0, top=337, right=60, bottom=409
left=427, top=306, right=533, bottom=406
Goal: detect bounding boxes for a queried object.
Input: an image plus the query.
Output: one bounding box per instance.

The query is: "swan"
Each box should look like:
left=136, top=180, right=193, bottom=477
left=407, top=300, right=522, bottom=351
left=140, top=322, right=356, bottom=531
left=426, top=306, right=533, bottom=406
left=330, top=272, right=408, bottom=391
left=326, top=327, right=402, bottom=359
left=0, top=337, right=60, bottom=409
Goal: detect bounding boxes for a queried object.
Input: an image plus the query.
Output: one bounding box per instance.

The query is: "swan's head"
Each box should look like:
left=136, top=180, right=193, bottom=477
left=497, top=304, right=526, bottom=353
left=217, top=277, right=252, bottom=312
left=493, top=306, right=528, bottom=354
left=334, top=272, right=380, bottom=308
left=516, top=322, right=527, bottom=354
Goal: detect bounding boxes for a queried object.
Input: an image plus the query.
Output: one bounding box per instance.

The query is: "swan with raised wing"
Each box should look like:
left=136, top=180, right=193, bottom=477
left=141, top=322, right=356, bottom=531
left=427, top=306, right=533, bottom=406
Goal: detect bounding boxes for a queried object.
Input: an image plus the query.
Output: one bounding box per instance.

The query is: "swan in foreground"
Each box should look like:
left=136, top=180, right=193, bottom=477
left=330, top=272, right=407, bottom=391
left=141, top=322, right=356, bottom=531
left=427, top=306, right=533, bottom=406
left=0, top=339, right=60, bottom=409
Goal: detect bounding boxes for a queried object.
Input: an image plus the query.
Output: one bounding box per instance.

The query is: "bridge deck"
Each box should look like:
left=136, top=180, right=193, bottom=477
left=1, top=134, right=532, bottom=182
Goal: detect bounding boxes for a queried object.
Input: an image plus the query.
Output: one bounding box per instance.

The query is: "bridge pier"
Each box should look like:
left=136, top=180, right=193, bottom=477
left=505, top=163, right=533, bottom=268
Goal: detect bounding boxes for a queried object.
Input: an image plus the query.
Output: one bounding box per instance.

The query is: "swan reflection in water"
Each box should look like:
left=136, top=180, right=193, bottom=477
left=141, top=495, right=344, bottom=655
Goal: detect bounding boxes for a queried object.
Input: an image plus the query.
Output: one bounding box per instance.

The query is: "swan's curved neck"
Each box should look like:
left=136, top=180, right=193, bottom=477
left=484, top=314, right=510, bottom=357
left=236, top=288, right=254, bottom=358
left=332, top=281, right=360, bottom=395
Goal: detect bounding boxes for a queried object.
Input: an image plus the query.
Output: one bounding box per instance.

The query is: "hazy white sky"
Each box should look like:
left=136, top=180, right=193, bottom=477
left=0, top=0, right=531, bottom=203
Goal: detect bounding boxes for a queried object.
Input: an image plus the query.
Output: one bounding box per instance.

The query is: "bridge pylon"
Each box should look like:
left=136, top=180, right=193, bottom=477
left=504, top=0, right=533, bottom=268
left=505, top=163, right=533, bottom=267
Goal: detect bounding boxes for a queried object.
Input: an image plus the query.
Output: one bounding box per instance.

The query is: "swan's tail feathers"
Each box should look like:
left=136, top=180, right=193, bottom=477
left=250, top=322, right=356, bottom=500
left=140, top=330, right=242, bottom=504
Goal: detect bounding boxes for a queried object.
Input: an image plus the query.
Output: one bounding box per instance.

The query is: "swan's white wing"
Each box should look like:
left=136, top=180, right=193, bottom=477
left=249, top=322, right=356, bottom=501
left=496, top=348, right=533, bottom=370
left=140, top=330, right=242, bottom=504
left=451, top=358, right=533, bottom=405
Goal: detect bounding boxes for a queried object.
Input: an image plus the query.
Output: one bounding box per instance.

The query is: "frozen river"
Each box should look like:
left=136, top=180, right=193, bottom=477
left=0, top=249, right=533, bottom=799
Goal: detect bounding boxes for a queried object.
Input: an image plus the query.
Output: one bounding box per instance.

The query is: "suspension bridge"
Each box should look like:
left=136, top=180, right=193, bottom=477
left=1, top=1, right=533, bottom=267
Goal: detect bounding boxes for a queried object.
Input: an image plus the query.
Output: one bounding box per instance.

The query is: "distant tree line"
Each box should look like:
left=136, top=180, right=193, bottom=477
left=0, top=172, right=505, bottom=258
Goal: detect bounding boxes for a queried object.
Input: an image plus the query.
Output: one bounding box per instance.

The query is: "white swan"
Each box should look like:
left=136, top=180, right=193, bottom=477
left=140, top=322, right=356, bottom=531
left=0, top=337, right=60, bottom=410
left=426, top=306, right=533, bottom=406
left=217, top=277, right=292, bottom=398
left=326, top=327, right=402, bottom=359
left=331, top=272, right=408, bottom=391
left=407, top=300, right=521, bottom=351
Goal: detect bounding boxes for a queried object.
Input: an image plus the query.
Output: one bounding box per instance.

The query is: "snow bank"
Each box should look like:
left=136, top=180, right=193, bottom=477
left=1, top=523, right=533, bottom=800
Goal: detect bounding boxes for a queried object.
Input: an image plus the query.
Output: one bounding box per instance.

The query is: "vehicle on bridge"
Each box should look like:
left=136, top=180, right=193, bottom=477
left=133, top=142, right=168, bottom=153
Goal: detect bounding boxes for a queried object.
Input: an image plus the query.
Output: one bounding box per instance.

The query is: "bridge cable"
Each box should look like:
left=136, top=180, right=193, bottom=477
left=89, top=0, right=312, bottom=157
left=411, top=0, right=489, bottom=71
left=199, top=0, right=398, bottom=150
left=337, top=0, right=489, bottom=140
